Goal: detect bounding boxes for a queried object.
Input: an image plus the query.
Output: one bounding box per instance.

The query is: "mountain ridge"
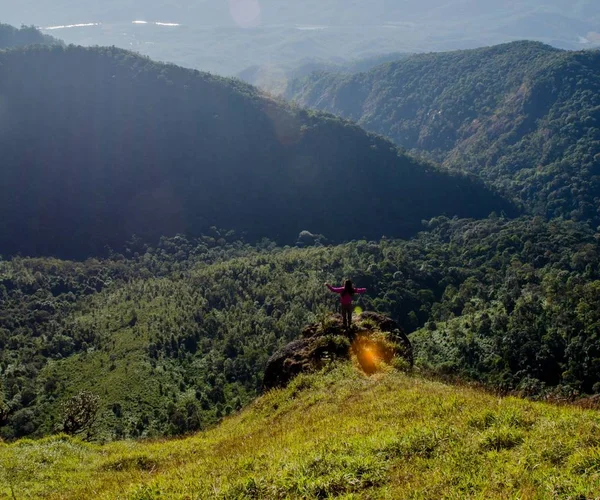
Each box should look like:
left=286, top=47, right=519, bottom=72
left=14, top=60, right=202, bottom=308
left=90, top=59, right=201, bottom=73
left=0, top=22, right=61, bottom=49
left=0, top=44, right=514, bottom=259
left=286, top=41, right=600, bottom=224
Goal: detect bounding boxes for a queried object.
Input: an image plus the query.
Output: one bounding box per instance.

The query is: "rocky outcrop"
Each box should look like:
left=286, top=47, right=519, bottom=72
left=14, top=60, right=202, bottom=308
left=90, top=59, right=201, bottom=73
left=263, top=312, right=413, bottom=390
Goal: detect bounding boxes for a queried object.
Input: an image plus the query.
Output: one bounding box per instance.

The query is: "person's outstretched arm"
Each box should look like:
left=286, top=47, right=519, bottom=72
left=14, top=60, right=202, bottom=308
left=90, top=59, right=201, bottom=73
left=325, top=283, right=344, bottom=293
left=355, top=287, right=367, bottom=294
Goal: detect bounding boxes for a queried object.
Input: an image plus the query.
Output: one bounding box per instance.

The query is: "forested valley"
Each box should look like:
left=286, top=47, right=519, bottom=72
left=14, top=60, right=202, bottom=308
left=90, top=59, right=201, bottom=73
left=1, top=29, right=600, bottom=446
left=2, top=217, right=600, bottom=440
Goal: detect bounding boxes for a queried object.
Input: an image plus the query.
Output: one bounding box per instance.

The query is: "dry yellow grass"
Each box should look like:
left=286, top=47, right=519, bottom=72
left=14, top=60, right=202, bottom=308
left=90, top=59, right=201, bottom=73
left=2, top=364, right=600, bottom=499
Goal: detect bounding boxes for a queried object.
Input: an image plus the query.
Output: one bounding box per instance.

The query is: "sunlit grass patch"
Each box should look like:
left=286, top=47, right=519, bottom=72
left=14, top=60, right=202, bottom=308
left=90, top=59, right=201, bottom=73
left=377, top=427, right=447, bottom=460
left=218, top=451, right=388, bottom=499
left=539, top=440, right=574, bottom=466
left=278, top=452, right=387, bottom=497
left=573, top=421, right=600, bottom=448
left=570, top=447, right=600, bottom=475
left=467, top=405, right=536, bottom=431
left=0, top=434, right=97, bottom=498
left=479, top=427, right=525, bottom=451
left=3, top=367, right=600, bottom=498
left=101, top=453, right=161, bottom=472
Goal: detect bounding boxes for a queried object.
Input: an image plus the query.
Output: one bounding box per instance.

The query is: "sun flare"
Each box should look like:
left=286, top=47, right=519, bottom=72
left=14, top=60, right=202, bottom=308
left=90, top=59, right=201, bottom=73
left=352, top=335, right=385, bottom=374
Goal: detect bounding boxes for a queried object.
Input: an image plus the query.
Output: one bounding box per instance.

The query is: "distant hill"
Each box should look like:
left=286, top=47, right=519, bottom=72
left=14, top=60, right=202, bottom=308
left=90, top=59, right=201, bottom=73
left=0, top=23, right=61, bottom=49
left=0, top=45, right=513, bottom=259
left=286, top=41, right=600, bottom=225
left=237, top=52, right=412, bottom=95
left=6, top=0, right=600, bottom=30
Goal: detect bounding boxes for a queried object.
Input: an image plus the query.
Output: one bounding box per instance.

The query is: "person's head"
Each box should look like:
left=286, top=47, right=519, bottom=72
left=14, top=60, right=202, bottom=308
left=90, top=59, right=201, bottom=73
left=343, top=279, right=355, bottom=296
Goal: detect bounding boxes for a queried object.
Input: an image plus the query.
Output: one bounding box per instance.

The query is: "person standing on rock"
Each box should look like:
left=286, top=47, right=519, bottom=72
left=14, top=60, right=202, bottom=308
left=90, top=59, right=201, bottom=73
left=325, top=280, right=366, bottom=329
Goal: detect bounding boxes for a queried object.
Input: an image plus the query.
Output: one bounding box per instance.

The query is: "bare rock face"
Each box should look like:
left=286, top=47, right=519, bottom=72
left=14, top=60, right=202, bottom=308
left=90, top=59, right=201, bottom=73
left=263, top=312, right=413, bottom=390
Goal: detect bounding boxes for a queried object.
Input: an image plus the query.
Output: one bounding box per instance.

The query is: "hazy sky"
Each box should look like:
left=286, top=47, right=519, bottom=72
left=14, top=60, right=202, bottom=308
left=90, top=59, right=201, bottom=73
left=4, top=0, right=599, bottom=27
left=3, top=1, right=599, bottom=76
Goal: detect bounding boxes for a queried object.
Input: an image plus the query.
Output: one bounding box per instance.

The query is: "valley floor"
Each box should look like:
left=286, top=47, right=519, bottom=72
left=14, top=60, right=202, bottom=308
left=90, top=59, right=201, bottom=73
left=1, top=364, right=600, bottom=499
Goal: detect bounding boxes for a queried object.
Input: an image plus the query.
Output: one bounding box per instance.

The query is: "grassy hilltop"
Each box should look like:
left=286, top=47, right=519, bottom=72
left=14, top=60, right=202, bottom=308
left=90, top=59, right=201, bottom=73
left=1, top=365, right=600, bottom=498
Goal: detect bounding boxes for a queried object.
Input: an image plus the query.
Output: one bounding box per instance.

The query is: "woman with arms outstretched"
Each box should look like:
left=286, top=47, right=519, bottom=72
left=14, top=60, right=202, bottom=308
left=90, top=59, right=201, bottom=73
left=325, top=279, right=366, bottom=329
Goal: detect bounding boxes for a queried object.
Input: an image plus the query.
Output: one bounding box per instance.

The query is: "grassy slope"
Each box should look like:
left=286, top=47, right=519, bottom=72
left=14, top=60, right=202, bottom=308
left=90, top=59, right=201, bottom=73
left=2, top=365, right=600, bottom=499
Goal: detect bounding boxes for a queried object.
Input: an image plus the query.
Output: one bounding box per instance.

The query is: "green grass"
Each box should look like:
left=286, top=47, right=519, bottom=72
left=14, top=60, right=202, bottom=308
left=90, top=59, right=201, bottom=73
left=2, top=364, right=600, bottom=499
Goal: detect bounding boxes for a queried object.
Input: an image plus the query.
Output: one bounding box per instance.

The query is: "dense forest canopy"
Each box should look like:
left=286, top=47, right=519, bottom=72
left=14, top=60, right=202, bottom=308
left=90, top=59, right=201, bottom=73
left=2, top=216, right=600, bottom=441
left=286, top=41, right=600, bottom=226
left=0, top=23, right=60, bottom=49
left=0, top=44, right=513, bottom=259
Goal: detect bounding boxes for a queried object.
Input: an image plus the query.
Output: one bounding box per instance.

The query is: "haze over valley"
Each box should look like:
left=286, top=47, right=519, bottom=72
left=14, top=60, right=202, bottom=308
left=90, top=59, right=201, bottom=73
left=4, top=0, right=600, bottom=76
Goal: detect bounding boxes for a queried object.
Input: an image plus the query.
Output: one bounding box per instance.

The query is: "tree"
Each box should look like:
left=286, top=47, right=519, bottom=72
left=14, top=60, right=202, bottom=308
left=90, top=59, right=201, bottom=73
left=59, top=392, right=100, bottom=439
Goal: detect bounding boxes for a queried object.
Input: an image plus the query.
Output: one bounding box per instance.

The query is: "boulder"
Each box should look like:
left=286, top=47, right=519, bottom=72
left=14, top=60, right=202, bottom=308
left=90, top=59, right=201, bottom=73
left=263, top=312, right=413, bottom=390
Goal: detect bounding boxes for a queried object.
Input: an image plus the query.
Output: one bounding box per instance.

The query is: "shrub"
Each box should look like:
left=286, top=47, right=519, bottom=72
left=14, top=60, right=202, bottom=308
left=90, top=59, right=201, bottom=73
left=59, top=392, right=100, bottom=439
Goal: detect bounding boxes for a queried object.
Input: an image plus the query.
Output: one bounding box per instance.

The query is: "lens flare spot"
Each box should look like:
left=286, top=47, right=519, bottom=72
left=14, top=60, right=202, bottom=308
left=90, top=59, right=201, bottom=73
left=363, top=347, right=376, bottom=364
left=229, top=0, right=261, bottom=28
left=263, top=102, right=303, bottom=145
left=352, top=336, right=383, bottom=374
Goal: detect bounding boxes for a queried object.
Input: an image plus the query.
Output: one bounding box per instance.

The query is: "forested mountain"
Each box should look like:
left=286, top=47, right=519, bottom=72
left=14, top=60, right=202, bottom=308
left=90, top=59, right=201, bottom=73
left=2, top=216, right=600, bottom=440
left=0, top=23, right=60, bottom=49
left=0, top=45, right=512, bottom=259
left=237, top=52, right=411, bottom=95
left=286, top=41, right=600, bottom=226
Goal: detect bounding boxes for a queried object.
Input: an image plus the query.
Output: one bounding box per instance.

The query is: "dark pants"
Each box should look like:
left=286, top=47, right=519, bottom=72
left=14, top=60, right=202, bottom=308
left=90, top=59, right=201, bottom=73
left=341, top=303, right=353, bottom=328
